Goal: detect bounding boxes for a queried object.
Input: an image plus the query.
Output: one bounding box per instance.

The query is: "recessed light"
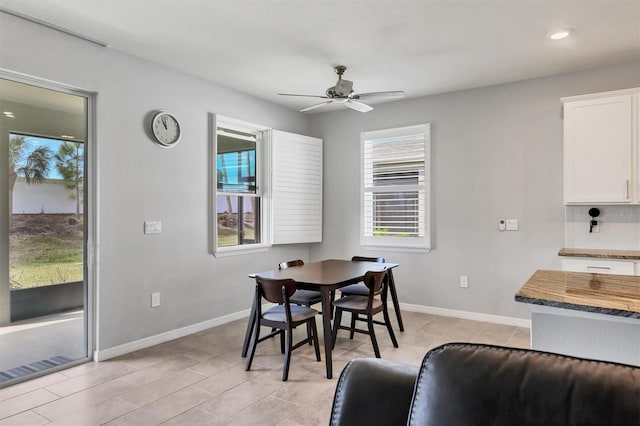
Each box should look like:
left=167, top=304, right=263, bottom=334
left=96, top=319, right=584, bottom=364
left=61, top=135, right=76, bottom=139
left=3, top=111, right=15, bottom=118
left=550, top=30, right=570, bottom=40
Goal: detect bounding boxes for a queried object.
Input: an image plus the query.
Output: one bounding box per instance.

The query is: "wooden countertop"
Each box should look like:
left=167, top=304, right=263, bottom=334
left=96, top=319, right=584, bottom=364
left=559, top=248, right=640, bottom=260
left=515, top=269, right=640, bottom=318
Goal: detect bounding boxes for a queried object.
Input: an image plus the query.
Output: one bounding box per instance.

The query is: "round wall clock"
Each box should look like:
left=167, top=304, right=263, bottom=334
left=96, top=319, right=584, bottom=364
left=150, top=111, right=181, bottom=148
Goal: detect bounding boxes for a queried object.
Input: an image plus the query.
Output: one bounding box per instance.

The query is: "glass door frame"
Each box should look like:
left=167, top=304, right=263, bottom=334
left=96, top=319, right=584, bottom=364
left=1, top=69, right=96, bottom=373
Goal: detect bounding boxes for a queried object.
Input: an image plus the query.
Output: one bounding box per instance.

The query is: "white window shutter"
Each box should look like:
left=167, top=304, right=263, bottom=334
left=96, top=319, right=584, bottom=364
left=271, top=130, right=323, bottom=244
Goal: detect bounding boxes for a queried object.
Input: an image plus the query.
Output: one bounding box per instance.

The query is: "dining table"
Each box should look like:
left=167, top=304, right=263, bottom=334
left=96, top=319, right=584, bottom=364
left=243, top=258, right=399, bottom=379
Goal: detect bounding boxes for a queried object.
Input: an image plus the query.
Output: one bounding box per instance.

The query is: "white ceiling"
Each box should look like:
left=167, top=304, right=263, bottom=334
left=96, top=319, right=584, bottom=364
left=1, top=0, right=639, bottom=113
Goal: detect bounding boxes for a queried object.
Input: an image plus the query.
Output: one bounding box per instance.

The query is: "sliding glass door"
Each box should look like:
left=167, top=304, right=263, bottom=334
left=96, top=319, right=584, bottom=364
left=0, top=77, right=92, bottom=387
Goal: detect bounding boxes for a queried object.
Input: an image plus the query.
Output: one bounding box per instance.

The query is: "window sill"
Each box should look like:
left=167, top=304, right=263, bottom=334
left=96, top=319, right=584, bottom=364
left=213, top=243, right=271, bottom=257
left=360, top=243, right=432, bottom=253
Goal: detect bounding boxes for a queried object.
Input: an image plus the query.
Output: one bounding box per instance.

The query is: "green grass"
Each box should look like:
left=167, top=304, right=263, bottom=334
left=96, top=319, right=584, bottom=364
left=217, top=225, right=255, bottom=247
left=9, top=234, right=83, bottom=289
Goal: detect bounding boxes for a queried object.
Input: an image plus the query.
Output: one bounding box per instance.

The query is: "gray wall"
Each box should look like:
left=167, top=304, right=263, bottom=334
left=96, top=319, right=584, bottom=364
left=309, top=60, right=640, bottom=320
left=0, top=13, right=312, bottom=349
left=1, top=10, right=639, bottom=354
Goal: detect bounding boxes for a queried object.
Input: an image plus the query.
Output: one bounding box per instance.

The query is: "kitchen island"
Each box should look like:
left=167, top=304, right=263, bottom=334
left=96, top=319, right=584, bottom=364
left=516, top=269, right=640, bottom=366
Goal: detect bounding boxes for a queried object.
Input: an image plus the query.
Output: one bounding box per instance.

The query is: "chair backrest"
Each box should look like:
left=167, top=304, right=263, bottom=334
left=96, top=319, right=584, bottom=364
left=363, top=269, right=387, bottom=296
left=351, top=256, right=385, bottom=263
left=408, top=343, right=640, bottom=426
left=279, top=259, right=304, bottom=269
left=256, top=276, right=297, bottom=304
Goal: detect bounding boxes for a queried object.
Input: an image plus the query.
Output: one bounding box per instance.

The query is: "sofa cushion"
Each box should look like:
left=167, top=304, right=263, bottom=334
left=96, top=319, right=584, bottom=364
left=409, top=343, right=640, bottom=426
left=331, top=358, right=419, bottom=426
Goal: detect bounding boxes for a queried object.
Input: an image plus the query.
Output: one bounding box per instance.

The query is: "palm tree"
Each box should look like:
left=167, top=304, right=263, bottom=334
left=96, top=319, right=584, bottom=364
left=8, top=135, right=52, bottom=221
left=55, top=141, right=84, bottom=218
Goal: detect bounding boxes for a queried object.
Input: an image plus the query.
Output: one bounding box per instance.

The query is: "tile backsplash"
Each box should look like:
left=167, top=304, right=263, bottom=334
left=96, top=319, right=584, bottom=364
left=565, top=205, right=640, bottom=250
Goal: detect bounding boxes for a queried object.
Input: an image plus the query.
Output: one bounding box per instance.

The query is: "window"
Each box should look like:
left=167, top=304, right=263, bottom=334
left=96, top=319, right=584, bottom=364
left=210, top=115, right=323, bottom=255
left=214, top=116, right=269, bottom=254
left=361, top=124, right=431, bottom=251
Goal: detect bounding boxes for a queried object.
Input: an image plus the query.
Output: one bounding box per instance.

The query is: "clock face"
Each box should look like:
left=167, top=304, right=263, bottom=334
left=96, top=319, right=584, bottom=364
left=151, top=112, right=181, bottom=147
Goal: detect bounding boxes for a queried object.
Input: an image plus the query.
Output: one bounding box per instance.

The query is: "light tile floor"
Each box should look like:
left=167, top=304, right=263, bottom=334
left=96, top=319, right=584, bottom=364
left=0, top=311, right=530, bottom=425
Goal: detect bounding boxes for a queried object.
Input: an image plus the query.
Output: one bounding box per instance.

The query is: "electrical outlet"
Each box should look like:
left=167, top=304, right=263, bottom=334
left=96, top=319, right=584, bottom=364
left=151, top=292, right=160, bottom=307
left=460, top=275, right=469, bottom=288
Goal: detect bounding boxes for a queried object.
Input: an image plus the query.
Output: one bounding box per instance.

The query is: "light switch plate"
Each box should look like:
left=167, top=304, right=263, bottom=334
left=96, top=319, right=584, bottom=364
left=505, top=219, right=519, bottom=231
left=144, top=221, right=162, bottom=234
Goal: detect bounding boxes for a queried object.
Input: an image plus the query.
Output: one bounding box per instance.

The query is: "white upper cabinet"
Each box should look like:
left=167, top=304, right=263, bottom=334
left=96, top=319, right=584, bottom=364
left=562, top=88, right=639, bottom=204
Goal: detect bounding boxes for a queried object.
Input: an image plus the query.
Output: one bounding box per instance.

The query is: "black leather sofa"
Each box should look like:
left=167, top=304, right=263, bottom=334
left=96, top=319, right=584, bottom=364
left=330, top=342, right=640, bottom=426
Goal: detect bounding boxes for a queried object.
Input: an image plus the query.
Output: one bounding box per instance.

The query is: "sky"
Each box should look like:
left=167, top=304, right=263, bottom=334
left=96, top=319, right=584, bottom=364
left=15, top=135, right=83, bottom=180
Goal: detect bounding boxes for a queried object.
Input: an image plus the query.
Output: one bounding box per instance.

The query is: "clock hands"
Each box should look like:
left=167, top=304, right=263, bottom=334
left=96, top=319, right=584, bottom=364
left=161, top=115, right=168, bottom=130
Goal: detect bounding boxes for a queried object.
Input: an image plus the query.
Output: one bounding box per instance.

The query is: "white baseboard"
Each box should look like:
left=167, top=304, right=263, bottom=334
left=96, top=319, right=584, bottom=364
left=94, top=302, right=530, bottom=361
left=93, top=308, right=251, bottom=361
left=399, top=302, right=531, bottom=328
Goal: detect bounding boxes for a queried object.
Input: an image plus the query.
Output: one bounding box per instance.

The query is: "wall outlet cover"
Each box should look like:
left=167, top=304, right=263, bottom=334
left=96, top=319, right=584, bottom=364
left=151, top=292, right=160, bottom=307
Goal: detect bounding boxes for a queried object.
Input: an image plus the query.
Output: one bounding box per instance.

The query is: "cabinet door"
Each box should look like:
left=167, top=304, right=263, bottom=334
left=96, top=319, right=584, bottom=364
left=564, top=95, right=633, bottom=203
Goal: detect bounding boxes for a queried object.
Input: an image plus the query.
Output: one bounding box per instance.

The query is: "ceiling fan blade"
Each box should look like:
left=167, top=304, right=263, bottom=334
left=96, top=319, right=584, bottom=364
left=278, top=93, right=330, bottom=99
left=352, top=91, right=405, bottom=101
left=300, top=100, right=333, bottom=112
left=344, top=100, right=373, bottom=113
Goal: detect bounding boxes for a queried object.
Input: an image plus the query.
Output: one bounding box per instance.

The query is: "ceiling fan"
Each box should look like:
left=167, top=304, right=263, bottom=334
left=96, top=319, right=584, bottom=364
left=278, top=65, right=405, bottom=113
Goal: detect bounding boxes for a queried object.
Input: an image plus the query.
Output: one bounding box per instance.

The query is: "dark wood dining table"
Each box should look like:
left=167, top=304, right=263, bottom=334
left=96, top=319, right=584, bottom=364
left=243, top=259, right=399, bottom=379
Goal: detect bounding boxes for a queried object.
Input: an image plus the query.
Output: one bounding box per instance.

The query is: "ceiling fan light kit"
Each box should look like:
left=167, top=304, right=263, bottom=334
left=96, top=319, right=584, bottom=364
left=278, top=65, right=405, bottom=113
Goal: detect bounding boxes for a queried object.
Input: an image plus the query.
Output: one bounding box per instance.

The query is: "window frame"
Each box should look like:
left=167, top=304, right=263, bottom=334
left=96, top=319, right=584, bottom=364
left=211, top=114, right=271, bottom=256
left=360, top=123, right=431, bottom=252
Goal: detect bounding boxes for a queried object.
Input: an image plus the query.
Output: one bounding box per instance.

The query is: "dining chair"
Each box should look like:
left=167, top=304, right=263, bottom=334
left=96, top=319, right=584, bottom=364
left=280, top=260, right=323, bottom=307
left=331, top=269, right=398, bottom=358
left=339, top=256, right=385, bottom=298
left=246, top=276, right=321, bottom=381
left=340, top=256, right=405, bottom=337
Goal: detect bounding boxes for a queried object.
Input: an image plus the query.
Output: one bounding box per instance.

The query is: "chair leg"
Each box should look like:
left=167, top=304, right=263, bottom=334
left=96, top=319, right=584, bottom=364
left=246, top=321, right=261, bottom=371
left=383, top=305, right=399, bottom=348
left=310, top=318, right=321, bottom=361
left=280, top=329, right=285, bottom=354
left=306, top=322, right=313, bottom=345
left=367, top=314, right=381, bottom=358
left=306, top=303, right=313, bottom=345
left=349, top=313, right=358, bottom=339
left=332, top=308, right=343, bottom=349
left=282, top=327, right=293, bottom=381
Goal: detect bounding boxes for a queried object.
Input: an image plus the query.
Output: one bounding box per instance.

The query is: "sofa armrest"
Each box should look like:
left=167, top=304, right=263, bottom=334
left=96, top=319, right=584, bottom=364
left=330, top=358, right=419, bottom=426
